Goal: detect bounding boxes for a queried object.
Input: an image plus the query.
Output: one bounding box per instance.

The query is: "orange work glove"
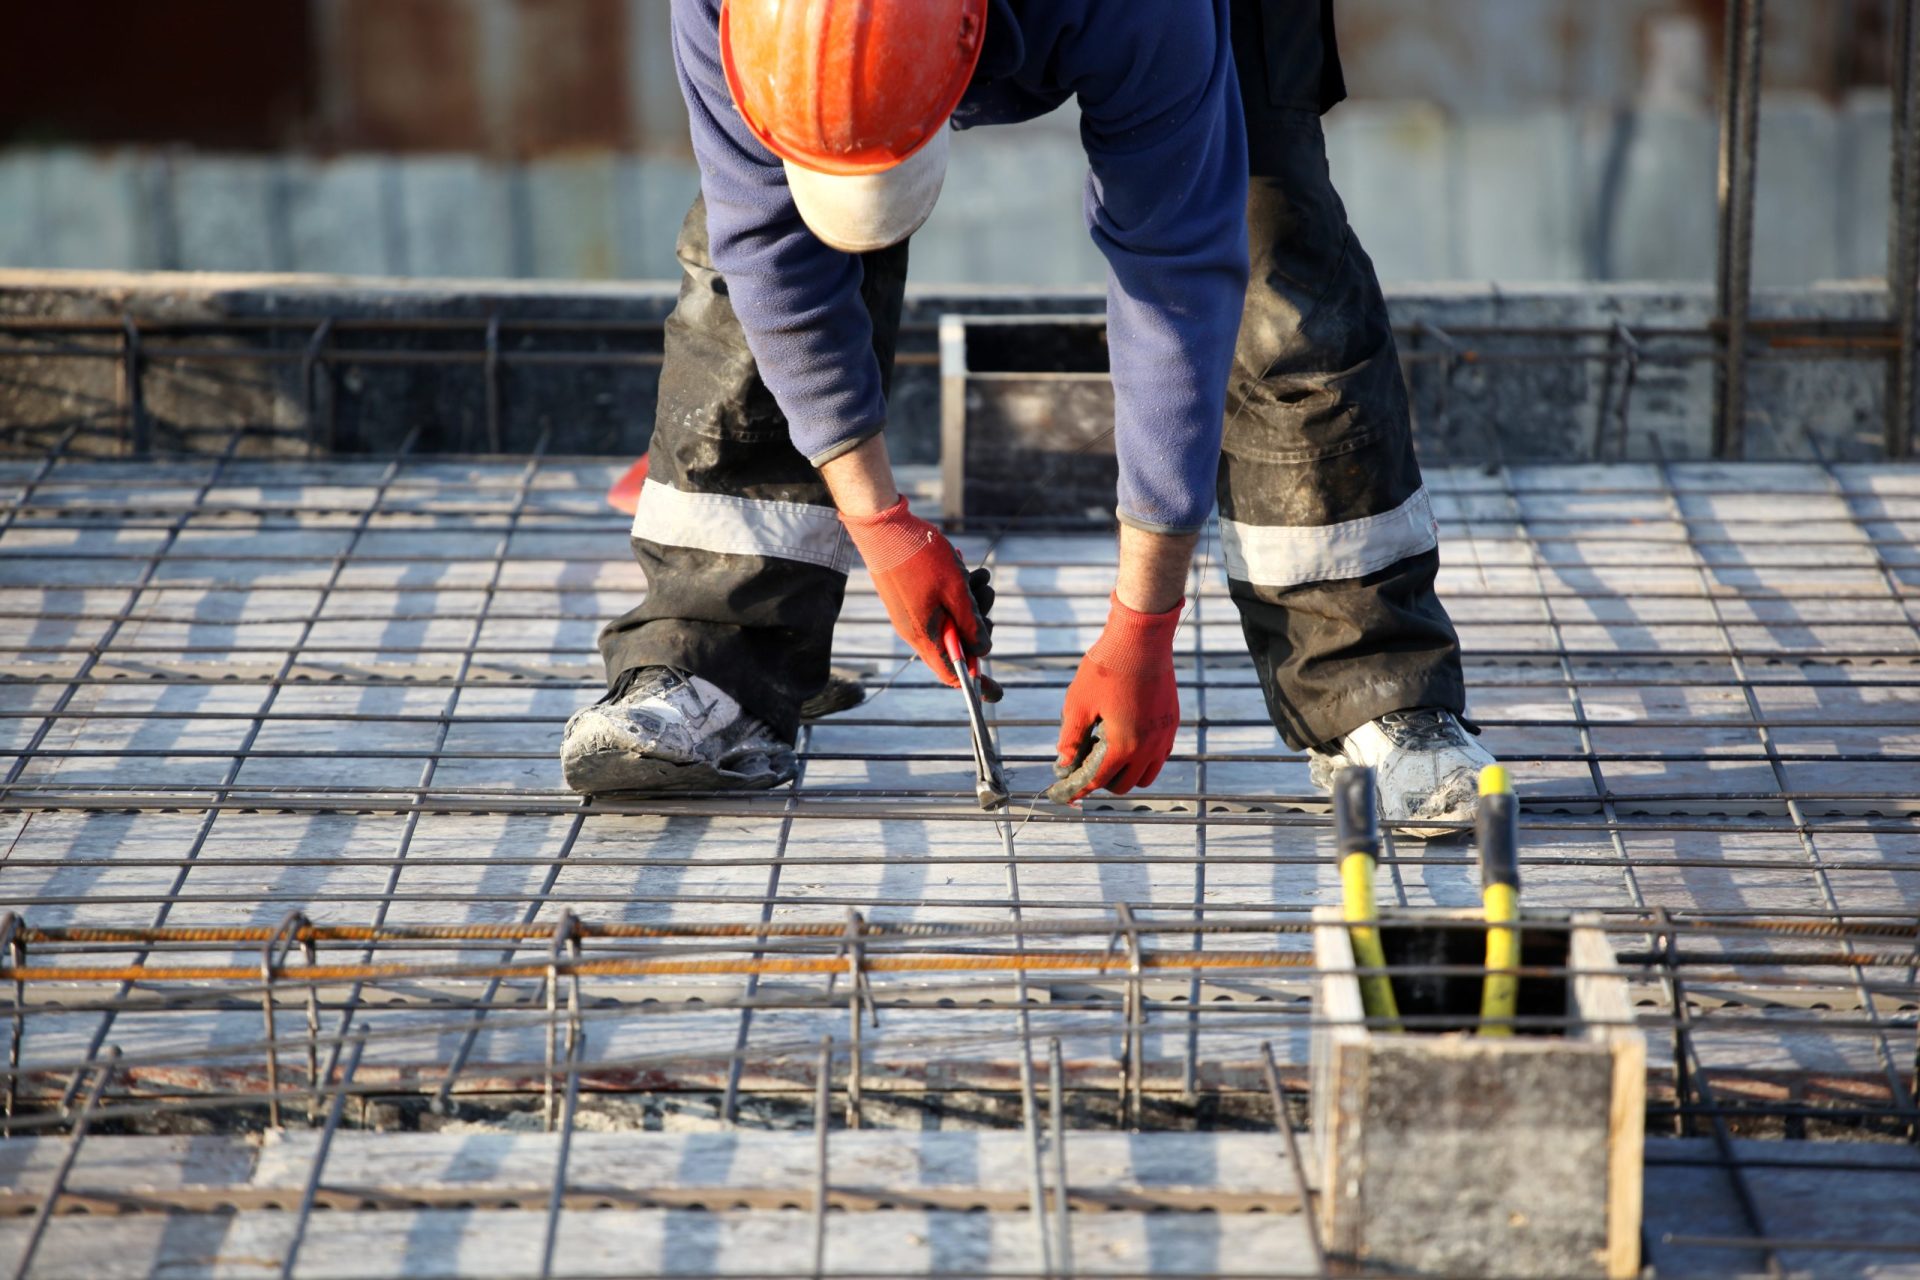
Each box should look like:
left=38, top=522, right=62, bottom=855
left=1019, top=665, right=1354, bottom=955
left=841, top=496, right=1000, bottom=698
left=1048, top=593, right=1182, bottom=804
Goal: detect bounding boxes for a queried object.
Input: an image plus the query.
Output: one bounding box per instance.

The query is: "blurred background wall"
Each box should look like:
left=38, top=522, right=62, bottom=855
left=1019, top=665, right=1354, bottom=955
left=0, top=0, right=1903, bottom=285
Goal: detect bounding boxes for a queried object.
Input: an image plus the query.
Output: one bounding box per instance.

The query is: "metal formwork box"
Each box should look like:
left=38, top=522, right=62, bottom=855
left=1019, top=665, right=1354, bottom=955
left=938, top=313, right=1115, bottom=524
left=1311, top=909, right=1645, bottom=1279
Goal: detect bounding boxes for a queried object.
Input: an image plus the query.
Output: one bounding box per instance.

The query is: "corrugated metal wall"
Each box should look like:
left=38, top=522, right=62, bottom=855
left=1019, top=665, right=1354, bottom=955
left=0, top=96, right=1894, bottom=287
left=0, top=0, right=1898, bottom=155
left=0, top=0, right=1901, bottom=286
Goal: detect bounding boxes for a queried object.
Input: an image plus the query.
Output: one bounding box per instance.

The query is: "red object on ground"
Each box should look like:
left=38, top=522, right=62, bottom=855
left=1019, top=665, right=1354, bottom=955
left=606, top=454, right=649, bottom=515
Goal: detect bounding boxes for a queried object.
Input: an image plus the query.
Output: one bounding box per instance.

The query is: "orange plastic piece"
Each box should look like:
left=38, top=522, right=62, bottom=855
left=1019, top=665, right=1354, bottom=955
left=606, top=454, right=649, bottom=515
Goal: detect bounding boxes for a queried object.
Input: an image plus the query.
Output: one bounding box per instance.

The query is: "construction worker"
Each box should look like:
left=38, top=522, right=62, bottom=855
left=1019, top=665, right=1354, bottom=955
left=562, top=0, right=1497, bottom=832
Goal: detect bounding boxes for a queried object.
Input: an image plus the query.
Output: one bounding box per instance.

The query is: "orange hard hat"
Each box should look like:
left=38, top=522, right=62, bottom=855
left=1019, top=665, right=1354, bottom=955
left=719, top=0, right=988, bottom=177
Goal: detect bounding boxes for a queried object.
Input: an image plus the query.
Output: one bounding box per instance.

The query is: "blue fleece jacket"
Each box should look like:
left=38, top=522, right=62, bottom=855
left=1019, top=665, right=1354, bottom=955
left=671, top=0, right=1249, bottom=533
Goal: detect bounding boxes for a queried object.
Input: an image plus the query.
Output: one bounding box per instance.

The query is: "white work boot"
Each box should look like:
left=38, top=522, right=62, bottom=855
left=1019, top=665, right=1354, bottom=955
left=1308, top=709, right=1496, bottom=839
left=561, top=667, right=796, bottom=794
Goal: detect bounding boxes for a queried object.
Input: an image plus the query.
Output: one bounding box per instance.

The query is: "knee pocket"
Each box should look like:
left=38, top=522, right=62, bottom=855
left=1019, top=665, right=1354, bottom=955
left=657, top=330, right=789, bottom=444
left=1244, top=175, right=1353, bottom=321
left=1228, top=395, right=1397, bottom=470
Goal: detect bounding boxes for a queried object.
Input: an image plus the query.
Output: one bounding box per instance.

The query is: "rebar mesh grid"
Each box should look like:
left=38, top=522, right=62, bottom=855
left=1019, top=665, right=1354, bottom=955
left=2, top=441, right=1920, bottom=1277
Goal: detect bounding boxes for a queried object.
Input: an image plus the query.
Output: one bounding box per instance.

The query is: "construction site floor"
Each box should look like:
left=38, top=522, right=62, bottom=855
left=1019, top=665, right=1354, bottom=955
left=1, top=454, right=1917, bottom=1277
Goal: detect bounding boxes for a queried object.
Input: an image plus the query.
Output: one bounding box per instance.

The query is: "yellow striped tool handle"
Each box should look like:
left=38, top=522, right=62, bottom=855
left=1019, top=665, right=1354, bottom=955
left=1476, top=764, right=1521, bottom=1036
left=1333, top=766, right=1400, bottom=1030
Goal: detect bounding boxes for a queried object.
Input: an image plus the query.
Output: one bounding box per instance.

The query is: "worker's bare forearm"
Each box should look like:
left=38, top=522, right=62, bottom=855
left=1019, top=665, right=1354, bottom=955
left=817, top=434, right=900, bottom=517
left=1116, top=524, right=1196, bottom=615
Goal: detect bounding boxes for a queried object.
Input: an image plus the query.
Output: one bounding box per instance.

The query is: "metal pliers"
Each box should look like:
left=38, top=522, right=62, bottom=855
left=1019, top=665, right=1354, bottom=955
left=942, top=621, right=1009, bottom=811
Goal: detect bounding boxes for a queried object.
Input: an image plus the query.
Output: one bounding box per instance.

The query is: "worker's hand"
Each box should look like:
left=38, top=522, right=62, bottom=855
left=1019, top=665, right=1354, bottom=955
left=841, top=496, right=1000, bottom=698
left=1048, top=593, right=1181, bottom=804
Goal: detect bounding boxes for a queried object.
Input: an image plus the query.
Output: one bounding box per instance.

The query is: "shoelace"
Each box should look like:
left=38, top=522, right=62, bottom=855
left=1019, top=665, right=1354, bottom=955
left=610, top=668, right=721, bottom=732
left=1373, top=709, right=1464, bottom=751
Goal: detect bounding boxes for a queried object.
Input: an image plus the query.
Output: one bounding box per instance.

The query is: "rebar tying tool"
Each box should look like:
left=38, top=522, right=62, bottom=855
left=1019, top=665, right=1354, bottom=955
left=942, top=620, right=1009, bottom=811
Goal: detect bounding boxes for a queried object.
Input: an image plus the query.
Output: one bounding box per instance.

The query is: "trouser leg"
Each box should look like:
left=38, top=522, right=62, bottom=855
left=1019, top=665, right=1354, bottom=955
left=1222, top=0, right=1465, bottom=752
left=596, top=193, right=909, bottom=742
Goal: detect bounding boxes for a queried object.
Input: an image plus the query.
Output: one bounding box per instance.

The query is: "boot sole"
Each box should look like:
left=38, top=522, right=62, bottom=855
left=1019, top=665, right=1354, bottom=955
left=799, top=669, right=866, bottom=721
left=562, top=749, right=794, bottom=796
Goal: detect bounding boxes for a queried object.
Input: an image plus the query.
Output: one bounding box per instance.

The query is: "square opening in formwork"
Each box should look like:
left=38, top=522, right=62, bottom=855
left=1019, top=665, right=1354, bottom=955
left=938, top=314, right=1114, bottom=524
left=1310, top=909, right=1645, bottom=1279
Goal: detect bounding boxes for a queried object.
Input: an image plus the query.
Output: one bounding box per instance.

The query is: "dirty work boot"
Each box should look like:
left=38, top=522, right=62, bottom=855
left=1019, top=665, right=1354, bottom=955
left=561, top=667, right=796, bottom=794
left=799, top=666, right=867, bottom=720
left=1308, top=709, right=1496, bottom=839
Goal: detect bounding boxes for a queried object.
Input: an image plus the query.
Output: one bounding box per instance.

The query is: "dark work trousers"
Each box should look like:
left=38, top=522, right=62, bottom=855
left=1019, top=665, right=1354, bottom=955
left=598, top=0, right=1466, bottom=751
left=1219, top=0, right=1466, bottom=749
left=597, top=194, right=908, bottom=742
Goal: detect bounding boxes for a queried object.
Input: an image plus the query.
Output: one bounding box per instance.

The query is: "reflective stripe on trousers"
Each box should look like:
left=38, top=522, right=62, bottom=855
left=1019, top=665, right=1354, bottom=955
left=630, top=478, right=854, bottom=574
left=1219, top=486, right=1438, bottom=589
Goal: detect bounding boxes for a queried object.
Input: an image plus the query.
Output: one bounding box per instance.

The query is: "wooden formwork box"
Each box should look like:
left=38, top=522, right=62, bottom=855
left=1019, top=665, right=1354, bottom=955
left=1310, top=909, right=1645, bottom=1279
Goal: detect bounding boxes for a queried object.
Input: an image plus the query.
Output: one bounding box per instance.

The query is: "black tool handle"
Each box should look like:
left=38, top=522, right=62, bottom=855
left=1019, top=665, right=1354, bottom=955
left=1476, top=790, right=1520, bottom=891
left=1332, top=766, right=1379, bottom=858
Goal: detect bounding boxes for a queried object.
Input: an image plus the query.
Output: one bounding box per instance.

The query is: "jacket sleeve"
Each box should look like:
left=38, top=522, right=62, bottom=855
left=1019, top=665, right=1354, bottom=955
left=670, top=0, right=888, bottom=465
left=1077, top=0, right=1250, bottom=534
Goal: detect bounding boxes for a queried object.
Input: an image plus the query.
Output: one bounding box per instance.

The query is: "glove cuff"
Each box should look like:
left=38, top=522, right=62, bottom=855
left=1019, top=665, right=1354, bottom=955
left=839, top=495, right=939, bottom=573
left=1088, top=592, right=1183, bottom=675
